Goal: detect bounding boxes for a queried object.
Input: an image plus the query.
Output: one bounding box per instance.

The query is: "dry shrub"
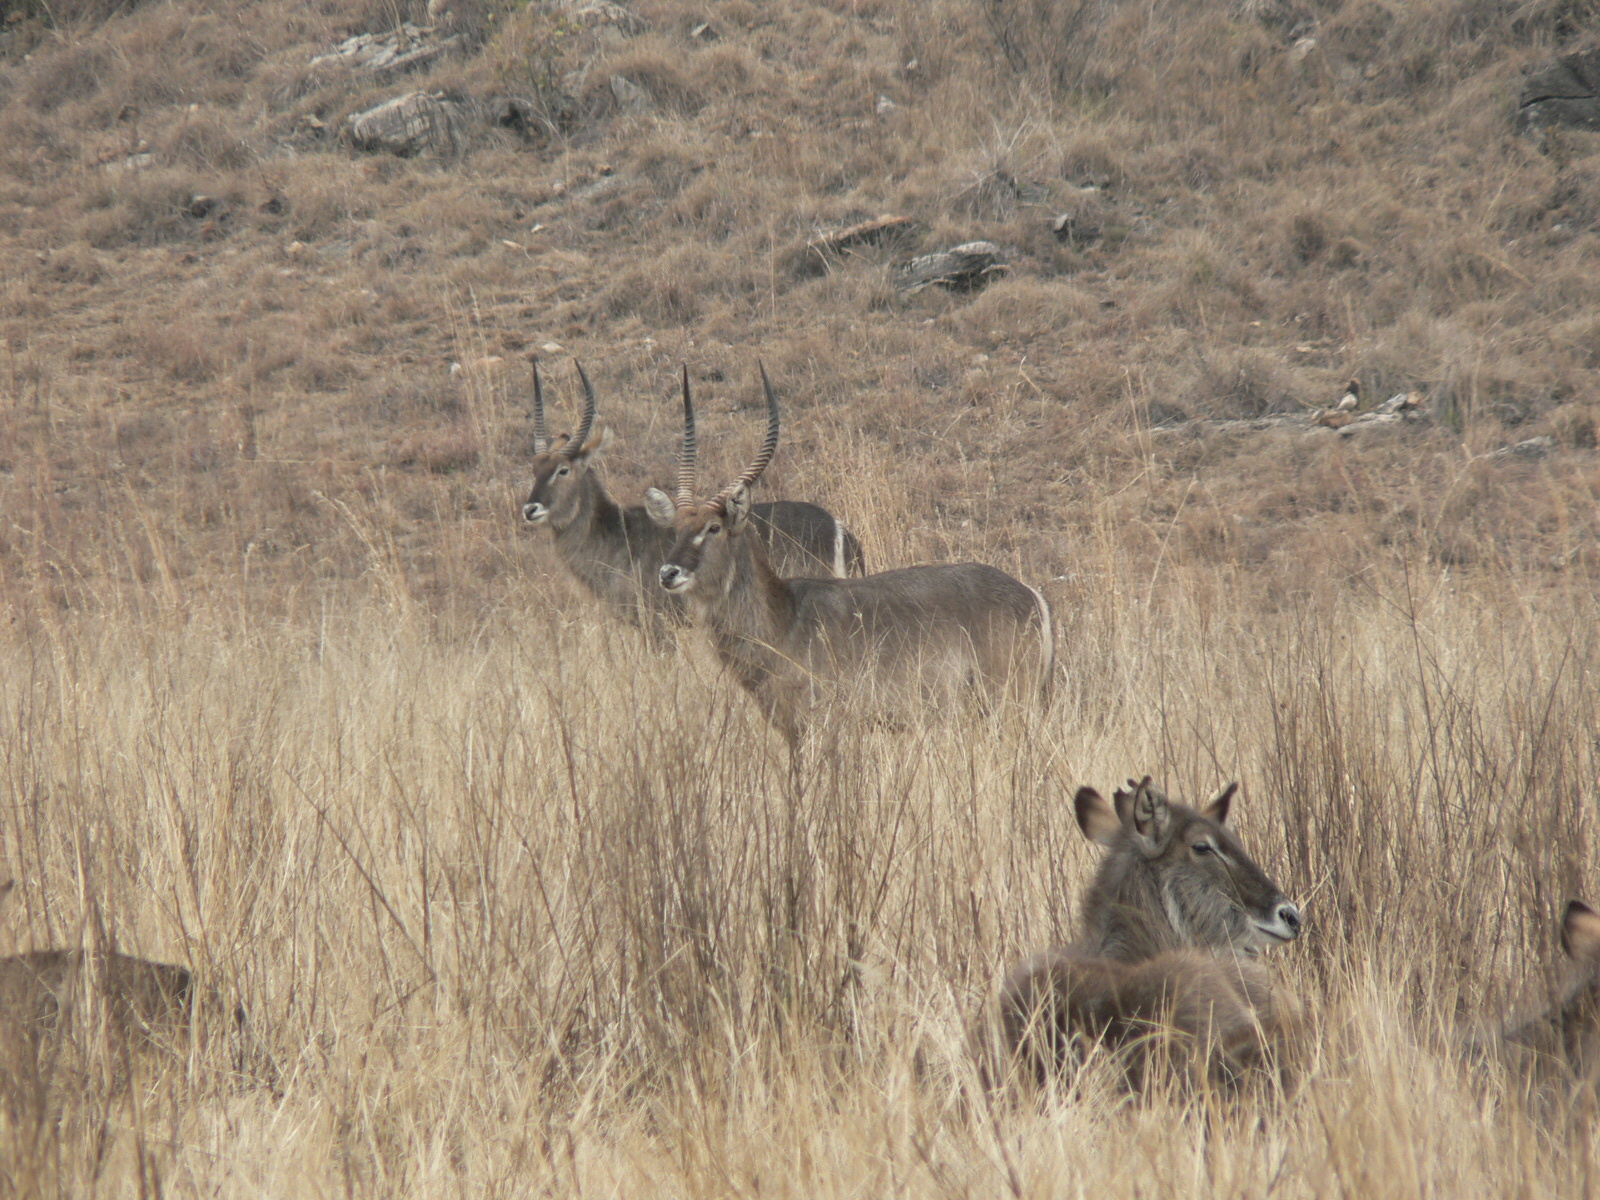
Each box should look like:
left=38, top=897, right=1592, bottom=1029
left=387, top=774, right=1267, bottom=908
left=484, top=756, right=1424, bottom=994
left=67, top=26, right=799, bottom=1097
left=981, top=0, right=1114, bottom=96
left=123, top=315, right=229, bottom=384
left=949, top=276, right=1099, bottom=347
left=73, top=168, right=207, bottom=248
left=389, top=425, right=479, bottom=473
left=1184, top=345, right=1298, bottom=418
left=630, top=138, right=709, bottom=202
left=600, top=241, right=744, bottom=325
left=21, top=41, right=113, bottom=110
left=587, top=42, right=704, bottom=117
left=0, top=106, right=71, bottom=182
left=684, top=41, right=756, bottom=98
left=1547, top=403, right=1598, bottom=449
left=1286, top=209, right=1329, bottom=265
left=37, top=241, right=106, bottom=286
left=161, top=112, right=254, bottom=171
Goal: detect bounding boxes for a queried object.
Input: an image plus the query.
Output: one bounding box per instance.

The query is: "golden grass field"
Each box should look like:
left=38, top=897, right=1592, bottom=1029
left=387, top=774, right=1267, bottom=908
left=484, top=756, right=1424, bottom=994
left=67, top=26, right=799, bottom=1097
left=1, top=0, right=1599, bottom=1194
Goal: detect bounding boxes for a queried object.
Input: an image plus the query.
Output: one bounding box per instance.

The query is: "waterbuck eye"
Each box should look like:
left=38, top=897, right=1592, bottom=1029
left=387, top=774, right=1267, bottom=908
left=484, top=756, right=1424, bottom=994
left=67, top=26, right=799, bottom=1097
left=707, top=522, right=722, bottom=535
left=1191, top=841, right=1214, bottom=856
left=555, top=465, right=570, bottom=477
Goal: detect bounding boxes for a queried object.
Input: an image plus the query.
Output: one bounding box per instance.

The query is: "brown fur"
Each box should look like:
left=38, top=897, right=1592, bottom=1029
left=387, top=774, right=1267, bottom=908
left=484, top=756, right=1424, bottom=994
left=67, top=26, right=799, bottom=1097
left=994, top=777, right=1302, bottom=1089
left=998, top=947, right=1283, bottom=1090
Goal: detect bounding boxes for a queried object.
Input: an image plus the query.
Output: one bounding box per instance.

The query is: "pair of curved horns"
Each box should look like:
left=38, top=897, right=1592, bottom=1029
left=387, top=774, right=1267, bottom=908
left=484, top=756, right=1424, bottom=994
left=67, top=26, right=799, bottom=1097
left=530, top=359, right=596, bottom=458
left=674, top=363, right=781, bottom=511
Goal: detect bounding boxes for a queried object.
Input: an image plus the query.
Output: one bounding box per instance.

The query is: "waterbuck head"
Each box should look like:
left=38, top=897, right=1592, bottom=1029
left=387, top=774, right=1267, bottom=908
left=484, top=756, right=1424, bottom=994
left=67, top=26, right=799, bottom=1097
left=521, top=360, right=609, bottom=530
left=1075, top=776, right=1303, bottom=961
left=653, top=364, right=780, bottom=598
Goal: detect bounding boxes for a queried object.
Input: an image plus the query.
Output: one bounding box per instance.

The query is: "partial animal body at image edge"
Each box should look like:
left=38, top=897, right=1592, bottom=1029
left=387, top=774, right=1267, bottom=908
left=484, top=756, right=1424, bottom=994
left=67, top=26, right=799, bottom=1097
left=996, top=777, right=1303, bottom=1089
left=655, top=365, right=1053, bottom=745
left=0, top=946, right=275, bottom=1099
left=521, top=362, right=864, bottom=636
left=1475, top=898, right=1600, bottom=1109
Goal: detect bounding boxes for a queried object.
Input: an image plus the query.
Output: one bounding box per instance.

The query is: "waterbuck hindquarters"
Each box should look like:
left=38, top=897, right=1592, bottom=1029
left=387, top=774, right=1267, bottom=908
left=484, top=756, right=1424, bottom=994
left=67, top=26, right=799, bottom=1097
left=997, top=948, right=1285, bottom=1092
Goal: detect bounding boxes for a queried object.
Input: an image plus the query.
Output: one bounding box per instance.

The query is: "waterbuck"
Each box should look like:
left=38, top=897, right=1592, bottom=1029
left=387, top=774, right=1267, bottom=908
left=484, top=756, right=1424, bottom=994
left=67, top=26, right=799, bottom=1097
left=0, top=881, right=266, bottom=1101
left=521, top=362, right=864, bottom=637
left=653, top=365, right=1054, bottom=745
left=996, top=777, right=1303, bottom=1088
left=1474, top=897, right=1600, bottom=1113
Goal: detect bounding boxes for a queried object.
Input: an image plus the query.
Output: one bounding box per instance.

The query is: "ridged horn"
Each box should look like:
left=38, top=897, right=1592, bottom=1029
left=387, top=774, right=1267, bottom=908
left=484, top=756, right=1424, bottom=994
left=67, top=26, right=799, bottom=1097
left=564, top=360, right=597, bottom=459
left=713, top=362, right=780, bottom=507
left=676, top=364, right=698, bottom=509
left=531, top=359, right=550, bottom=453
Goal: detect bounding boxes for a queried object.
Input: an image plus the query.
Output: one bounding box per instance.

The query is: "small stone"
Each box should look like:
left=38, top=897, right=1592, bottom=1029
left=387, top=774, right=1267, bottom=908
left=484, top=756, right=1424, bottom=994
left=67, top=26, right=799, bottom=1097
left=610, top=74, right=649, bottom=110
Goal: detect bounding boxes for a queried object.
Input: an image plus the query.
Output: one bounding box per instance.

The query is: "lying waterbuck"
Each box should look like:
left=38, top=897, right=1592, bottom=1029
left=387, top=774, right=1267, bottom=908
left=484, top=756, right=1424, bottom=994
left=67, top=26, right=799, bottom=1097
left=652, top=365, right=1054, bottom=744
left=1474, top=898, right=1600, bottom=1112
left=997, top=777, right=1303, bottom=1089
left=0, top=882, right=266, bottom=1102
left=521, top=361, right=864, bottom=636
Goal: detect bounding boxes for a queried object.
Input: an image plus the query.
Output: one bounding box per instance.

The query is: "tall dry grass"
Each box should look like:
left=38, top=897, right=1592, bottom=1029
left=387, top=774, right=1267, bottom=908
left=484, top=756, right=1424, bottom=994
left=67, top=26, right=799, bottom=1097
left=1, top=0, right=1599, bottom=1190
left=0, top=429, right=1597, bottom=1195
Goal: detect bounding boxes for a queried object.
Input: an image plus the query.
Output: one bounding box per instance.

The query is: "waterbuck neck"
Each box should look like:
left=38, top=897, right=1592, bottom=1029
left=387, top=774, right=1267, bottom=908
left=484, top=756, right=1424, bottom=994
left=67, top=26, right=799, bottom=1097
left=696, top=526, right=796, bottom=649
left=1082, top=850, right=1187, bottom=962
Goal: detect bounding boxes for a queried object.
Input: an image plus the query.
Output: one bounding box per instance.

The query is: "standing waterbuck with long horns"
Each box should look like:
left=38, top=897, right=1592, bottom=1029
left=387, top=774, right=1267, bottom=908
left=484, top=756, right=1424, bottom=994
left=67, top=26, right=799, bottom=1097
left=652, top=365, right=1054, bottom=744
left=522, top=361, right=864, bottom=637
left=996, top=777, right=1303, bottom=1089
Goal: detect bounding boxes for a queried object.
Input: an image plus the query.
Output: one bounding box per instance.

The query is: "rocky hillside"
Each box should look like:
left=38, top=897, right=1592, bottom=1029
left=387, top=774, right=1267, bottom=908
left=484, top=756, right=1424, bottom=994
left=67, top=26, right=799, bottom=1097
left=0, top=0, right=1597, bottom=613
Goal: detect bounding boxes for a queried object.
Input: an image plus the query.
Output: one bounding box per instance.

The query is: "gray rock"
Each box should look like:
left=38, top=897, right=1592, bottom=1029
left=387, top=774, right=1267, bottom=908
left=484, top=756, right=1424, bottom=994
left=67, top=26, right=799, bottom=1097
left=346, top=92, right=467, bottom=157
left=610, top=74, right=649, bottom=111
left=311, top=22, right=463, bottom=79
left=1517, top=48, right=1600, bottom=133
left=1493, top=435, right=1556, bottom=460
left=896, top=241, right=1008, bottom=294
left=557, top=1, right=648, bottom=35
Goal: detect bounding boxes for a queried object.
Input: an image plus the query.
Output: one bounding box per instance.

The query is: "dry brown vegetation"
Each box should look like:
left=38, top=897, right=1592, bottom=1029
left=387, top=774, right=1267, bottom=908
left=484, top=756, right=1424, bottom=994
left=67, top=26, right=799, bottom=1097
left=1, top=0, right=1600, bottom=1193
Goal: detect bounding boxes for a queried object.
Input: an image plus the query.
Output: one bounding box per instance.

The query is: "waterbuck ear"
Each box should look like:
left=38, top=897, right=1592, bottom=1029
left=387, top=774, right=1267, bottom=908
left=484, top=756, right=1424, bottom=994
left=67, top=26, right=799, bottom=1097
left=570, top=425, right=611, bottom=464
left=1202, top=782, right=1238, bottom=825
left=1125, top=778, right=1171, bottom=850
left=724, top=484, right=753, bottom=529
left=1562, top=900, right=1600, bottom=961
left=1074, top=787, right=1120, bottom=846
left=1111, top=778, right=1141, bottom=827
left=643, top=487, right=676, bottom=527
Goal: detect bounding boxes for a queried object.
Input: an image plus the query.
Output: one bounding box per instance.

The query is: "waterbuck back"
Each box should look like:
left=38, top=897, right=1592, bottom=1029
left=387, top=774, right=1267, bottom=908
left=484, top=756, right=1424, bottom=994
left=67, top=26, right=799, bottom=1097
left=521, top=362, right=864, bottom=636
left=996, top=777, right=1303, bottom=1089
left=656, top=365, right=1053, bottom=744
